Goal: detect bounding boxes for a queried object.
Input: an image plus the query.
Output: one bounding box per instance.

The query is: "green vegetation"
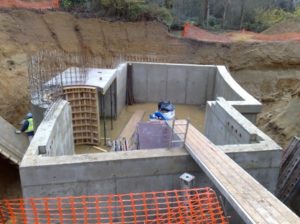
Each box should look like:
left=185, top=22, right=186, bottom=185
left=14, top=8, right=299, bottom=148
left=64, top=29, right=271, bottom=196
left=107, top=2, right=173, bottom=26
left=60, top=0, right=87, bottom=10
left=242, top=7, right=300, bottom=32
left=59, top=0, right=300, bottom=32
left=60, top=0, right=173, bottom=26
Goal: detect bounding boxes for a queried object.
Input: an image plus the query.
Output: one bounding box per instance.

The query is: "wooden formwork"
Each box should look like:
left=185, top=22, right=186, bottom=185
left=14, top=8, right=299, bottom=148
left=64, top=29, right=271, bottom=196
left=63, top=86, right=100, bottom=145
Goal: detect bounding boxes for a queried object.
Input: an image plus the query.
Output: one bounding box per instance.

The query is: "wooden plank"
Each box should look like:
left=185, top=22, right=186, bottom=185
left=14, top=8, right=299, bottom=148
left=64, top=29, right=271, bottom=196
left=118, top=110, right=145, bottom=150
left=93, top=146, right=107, bottom=152
left=0, top=116, right=29, bottom=165
left=119, top=110, right=145, bottom=140
left=171, top=120, right=300, bottom=224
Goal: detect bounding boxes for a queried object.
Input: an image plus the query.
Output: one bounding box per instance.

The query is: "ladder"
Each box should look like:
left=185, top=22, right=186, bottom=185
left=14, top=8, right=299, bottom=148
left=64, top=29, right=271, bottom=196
left=168, top=119, right=190, bottom=148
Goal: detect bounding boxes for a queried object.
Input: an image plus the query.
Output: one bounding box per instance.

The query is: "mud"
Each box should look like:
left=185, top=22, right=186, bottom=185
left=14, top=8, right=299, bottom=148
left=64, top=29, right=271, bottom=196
left=75, top=103, right=205, bottom=154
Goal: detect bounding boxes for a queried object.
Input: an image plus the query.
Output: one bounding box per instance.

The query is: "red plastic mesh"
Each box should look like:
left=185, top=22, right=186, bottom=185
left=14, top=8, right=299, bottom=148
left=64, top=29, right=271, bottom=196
left=182, top=23, right=300, bottom=43
left=0, top=0, right=59, bottom=9
left=0, top=187, right=229, bottom=224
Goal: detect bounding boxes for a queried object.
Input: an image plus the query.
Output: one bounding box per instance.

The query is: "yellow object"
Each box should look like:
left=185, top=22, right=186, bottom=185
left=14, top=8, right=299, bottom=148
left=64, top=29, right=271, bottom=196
left=25, top=118, right=34, bottom=133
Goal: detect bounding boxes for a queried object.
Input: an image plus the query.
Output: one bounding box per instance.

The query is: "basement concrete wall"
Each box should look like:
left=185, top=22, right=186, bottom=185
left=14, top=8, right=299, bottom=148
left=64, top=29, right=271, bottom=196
left=115, top=63, right=127, bottom=116
left=102, top=63, right=127, bottom=117
left=20, top=148, right=280, bottom=196
left=205, top=98, right=260, bottom=145
left=131, top=63, right=216, bottom=104
left=214, top=66, right=262, bottom=123
left=20, top=147, right=281, bottom=223
left=22, top=100, right=74, bottom=158
left=204, top=97, right=281, bottom=193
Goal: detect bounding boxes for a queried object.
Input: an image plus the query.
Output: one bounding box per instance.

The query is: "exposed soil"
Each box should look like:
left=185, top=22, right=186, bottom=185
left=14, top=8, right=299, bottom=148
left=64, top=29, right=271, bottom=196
left=0, top=10, right=300, bottom=209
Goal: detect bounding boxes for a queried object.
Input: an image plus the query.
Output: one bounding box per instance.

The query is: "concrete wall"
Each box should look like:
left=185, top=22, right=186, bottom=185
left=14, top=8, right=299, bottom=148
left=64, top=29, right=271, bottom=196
left=20, top=147, right=281, bottom=223
left=204, top=97, right=281, bottom=193
left=20, top=147, right=280, bottom=196
left=22, top=100, right=74, bottom=158
left=214, top=66, right=262, bottom=123
left=205, top=98, right=260, bottom=145
left=131, top=63, right=216, bottom=104
left=115, top=63, right=127, bottom=116
left=102, top=63, right=127, bottom=117
left=204, top=97, right=279, bottom=147
left=131, top=63, right=261, bottom=123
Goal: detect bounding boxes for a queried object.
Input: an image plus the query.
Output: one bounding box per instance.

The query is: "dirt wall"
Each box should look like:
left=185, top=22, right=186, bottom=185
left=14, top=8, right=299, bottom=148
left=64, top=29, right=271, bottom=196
left=1, top=9, right=300, bottom=135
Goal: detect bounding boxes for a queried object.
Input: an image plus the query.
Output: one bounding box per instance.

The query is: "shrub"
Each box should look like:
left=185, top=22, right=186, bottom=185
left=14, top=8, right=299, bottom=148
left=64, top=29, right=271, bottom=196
left=126, top=3, right=173, bottom=26
left=60, top=0, right=87, bottom=10
left=255, top=8, right=294, bottom=28
left=98, top=1, right=173, bottom=26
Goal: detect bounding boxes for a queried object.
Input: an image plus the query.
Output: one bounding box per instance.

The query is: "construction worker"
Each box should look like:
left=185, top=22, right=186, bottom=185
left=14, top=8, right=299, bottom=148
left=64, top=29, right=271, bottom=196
left=15, top=113, right=34, bottom=142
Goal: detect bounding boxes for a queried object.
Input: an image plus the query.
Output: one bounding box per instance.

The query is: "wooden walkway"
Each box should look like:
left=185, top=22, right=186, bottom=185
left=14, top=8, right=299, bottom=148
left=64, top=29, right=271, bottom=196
left=0, top=116, right=29, bottom=165
left=118, top=110, right=145, bottom=150
left=173, top=120, right=300, bottom=224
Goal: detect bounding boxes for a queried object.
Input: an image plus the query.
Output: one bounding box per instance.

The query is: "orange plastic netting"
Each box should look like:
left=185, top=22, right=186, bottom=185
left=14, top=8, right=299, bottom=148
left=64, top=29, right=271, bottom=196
left=0, top=0, right=59, bottom=9
left=0, top=187, right=228, bottom=223
left=182, top=23, right=300, bottom=43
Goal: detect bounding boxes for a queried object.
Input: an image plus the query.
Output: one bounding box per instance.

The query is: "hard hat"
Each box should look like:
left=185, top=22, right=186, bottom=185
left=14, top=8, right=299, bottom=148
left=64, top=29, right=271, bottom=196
left=26, top=113, right=33, bottom=118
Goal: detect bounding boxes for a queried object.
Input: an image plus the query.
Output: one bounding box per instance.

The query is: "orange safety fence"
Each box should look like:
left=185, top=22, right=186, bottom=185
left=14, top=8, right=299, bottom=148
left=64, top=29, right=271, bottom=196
left=182, top=23, right=300, bottom=43
left=0, top=187, right=229, bottom=224
left=0, top=0, right=59, bottom=9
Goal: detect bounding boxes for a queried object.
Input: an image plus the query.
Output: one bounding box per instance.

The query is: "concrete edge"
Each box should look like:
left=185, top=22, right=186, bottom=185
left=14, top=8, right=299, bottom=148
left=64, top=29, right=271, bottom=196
left=216, top=65, right=262, bottom=113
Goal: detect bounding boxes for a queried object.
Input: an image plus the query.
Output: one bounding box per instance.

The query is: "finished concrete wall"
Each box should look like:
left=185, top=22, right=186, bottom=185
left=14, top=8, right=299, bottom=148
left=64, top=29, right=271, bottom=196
left=205, top=98, right=260, bottom=145
left=131, top=63, right=216, bottom=104
left=115, top=63, right=127, bottom=116
left=102, top=63, right=127, bottom=117
left=20, top=148, right=280, bottom=196
left=22, top=100, right=74, bottom=158
left=214, top=66, right=262, bottom=123
left=20, top=147, right=281, bottom=223
left=214, top=67, right=243, bottom=101
left=204, top=97, right=280, bottom=148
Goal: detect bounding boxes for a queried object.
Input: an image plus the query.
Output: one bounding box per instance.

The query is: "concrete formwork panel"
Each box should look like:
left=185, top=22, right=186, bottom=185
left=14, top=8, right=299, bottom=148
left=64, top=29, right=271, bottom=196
left=64, top=86, right=100, bottom=145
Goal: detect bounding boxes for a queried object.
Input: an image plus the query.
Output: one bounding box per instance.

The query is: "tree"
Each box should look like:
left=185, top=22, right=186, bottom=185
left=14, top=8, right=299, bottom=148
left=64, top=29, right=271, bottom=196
left=164, top=0, right=173, bottom=9
left=204, top=0, right=210, bottom=27
left=239, top=0, right=246, bottom=29
left=222, top=0, right=231, bottom=28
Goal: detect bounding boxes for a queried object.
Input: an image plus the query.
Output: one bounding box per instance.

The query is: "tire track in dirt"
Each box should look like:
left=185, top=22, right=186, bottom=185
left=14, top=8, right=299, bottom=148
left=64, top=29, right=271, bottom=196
left=73, top=23, right=93, bottom=56
left=41, top=15, right=64, bottom=51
